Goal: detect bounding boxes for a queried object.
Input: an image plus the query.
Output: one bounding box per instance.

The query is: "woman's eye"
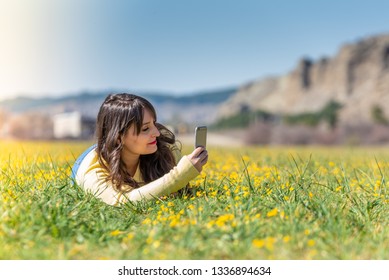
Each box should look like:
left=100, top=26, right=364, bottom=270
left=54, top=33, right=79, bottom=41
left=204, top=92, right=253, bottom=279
left=142, top=127, right=150, bottom=132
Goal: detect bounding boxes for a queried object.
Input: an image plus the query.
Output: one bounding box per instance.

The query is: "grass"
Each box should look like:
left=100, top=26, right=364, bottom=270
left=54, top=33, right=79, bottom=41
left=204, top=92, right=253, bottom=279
left=1, top=141, right=389, bottom=259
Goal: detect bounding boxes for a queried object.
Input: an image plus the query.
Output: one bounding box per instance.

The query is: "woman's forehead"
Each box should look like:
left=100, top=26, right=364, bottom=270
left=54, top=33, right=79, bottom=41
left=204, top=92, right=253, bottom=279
left=142, top=108, right=156, bottom=123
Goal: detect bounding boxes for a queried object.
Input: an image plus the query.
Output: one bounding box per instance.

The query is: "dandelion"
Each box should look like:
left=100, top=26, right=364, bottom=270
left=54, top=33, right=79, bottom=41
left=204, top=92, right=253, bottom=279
left=267, top=208, right=278, bottom=217
left=109, top=230, right=124, bottom=236
left=215, top=214, right=234, bottom=227
left=142, top=218, right=152, bottom=225
left=253, top=237, right=276, bottom=251
left=167, top=201, right=175, bottom=207
left=123, top=233, right=135, bottom=242
left=252, top=239, right=265, bottom=248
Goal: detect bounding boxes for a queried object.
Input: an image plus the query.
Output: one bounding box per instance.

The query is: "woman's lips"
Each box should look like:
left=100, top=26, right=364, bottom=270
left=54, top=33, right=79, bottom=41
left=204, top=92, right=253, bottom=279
left=148, top=140, right=157, bottom=145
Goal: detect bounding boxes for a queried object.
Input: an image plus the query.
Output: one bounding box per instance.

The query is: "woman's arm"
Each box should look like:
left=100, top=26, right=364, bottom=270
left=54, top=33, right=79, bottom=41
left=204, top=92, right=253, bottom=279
left=119, top=155, right=199, bottom=203
left=123, top=147, right=208, bottom=202
left=79, top=154, right=200, bottom=206
left=77, top=147, right=207, bottom=206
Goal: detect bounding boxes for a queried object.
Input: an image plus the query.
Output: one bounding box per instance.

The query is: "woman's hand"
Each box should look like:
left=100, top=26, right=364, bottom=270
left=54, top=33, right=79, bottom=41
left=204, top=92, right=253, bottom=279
left=187, top=147, right=208, bottom=172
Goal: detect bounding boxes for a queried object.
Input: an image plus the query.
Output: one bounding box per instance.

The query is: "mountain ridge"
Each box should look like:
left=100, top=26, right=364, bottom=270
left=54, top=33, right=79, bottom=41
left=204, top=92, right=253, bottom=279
left=0, top=87, right=237, bottom=125
left=217, top=33, right=389, bottom=126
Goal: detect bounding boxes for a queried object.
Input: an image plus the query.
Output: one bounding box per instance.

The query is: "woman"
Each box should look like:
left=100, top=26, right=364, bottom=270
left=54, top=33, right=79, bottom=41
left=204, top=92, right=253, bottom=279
left=72, top=93, right=208, bottom=206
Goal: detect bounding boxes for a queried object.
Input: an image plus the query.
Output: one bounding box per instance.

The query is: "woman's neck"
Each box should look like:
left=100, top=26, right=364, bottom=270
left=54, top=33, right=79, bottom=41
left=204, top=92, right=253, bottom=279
left=121, top=152, right=140, bottom=177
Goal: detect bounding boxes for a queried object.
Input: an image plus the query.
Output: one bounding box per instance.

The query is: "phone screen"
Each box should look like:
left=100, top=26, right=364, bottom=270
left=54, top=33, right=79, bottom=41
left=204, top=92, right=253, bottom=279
left=195, top=126, right=207, bottom=148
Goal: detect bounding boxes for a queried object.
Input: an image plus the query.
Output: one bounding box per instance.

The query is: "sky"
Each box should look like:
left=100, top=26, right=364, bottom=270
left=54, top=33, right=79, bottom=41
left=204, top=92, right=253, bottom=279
left=1, top=0, right=389, bottom=101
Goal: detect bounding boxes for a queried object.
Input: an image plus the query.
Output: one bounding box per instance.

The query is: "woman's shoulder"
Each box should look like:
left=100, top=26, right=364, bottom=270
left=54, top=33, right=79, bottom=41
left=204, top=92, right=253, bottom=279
left=75, top=146, right=105, bottom=178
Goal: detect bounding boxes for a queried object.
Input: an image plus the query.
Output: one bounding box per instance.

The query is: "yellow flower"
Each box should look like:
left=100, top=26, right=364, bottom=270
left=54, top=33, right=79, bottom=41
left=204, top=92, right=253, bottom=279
left=308, top=239, right=315, bottom=247
left=267, top=208, right=278, bottom=217
left=109, top=230, right=124, bottom=237
left=252, top=239, right=265, bottom=248
left=253, top=237, right=276, bottom=250
left=142, top=218, right=152, bottom=225
left=126, top=233, right=134, bottom=240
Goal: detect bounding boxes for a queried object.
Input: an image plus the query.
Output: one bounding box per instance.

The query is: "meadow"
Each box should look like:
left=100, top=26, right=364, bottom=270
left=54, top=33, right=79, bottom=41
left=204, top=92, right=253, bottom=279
left=1, top=140, right=389, bottom=259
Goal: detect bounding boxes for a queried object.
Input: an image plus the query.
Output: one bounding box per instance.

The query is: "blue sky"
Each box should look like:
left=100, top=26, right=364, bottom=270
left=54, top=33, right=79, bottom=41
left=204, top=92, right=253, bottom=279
left=1, top=0, right=389, bottom=100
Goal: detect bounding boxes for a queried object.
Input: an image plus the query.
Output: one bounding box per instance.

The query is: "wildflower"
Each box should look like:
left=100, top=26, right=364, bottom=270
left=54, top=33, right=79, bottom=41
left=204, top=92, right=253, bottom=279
left=126, top=233, right=135, bottom=240
left=109, top=230, right=124, bottom=237
left=267, top=208, right=278, bottom=217
left=307, top=239, right=315, bottom=247
left=215, top=214, right=234, bottom=227
left=252, top=239, right=265, bottom=248
left=253, top=237, right=276, bottom=250
left=142, top=218, right=152, bottom=225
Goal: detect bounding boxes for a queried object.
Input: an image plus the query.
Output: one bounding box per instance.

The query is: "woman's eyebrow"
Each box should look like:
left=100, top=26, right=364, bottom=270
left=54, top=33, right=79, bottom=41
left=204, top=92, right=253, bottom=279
left=142, top=119, right=156, bottom=126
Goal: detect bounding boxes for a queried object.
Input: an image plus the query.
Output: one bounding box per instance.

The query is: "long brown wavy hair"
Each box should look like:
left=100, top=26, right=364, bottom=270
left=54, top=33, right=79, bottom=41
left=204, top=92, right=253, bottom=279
left=95, top=93, right=177, bottom=192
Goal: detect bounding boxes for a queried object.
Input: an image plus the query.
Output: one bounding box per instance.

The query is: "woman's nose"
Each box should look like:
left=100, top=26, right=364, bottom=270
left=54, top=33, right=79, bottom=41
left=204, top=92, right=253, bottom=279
left=153, top=126, right=161, bottom=137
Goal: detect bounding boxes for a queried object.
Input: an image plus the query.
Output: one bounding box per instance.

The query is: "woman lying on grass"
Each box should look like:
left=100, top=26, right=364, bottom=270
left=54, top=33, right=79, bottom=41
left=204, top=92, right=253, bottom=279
left=72, top=93, right=208, bottom=206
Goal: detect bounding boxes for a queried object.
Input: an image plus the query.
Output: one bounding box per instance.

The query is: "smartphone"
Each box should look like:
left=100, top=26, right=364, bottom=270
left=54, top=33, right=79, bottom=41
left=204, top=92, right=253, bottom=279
left=195, top=126, right=207, bottom=148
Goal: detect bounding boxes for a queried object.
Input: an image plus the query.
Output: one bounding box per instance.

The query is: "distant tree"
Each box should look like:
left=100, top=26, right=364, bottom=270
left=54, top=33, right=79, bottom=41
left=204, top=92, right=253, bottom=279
left=211, top=109, right=274, bottom=129
left=283, top=112, right=320, bottom=126
left=284, top=100, right=342, bottom=129
left=320, top=100, right=343, bottom=129
left=371, top=105, right=388, bottom=125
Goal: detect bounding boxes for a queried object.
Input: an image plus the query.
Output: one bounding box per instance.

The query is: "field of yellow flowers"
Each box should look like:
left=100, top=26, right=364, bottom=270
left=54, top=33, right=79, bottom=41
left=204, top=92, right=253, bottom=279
left=1, top=140, right=389, bottom=259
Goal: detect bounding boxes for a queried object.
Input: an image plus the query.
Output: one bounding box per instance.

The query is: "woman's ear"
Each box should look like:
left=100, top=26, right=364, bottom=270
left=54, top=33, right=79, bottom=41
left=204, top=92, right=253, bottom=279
left=117, top=133, right=123, bottom=145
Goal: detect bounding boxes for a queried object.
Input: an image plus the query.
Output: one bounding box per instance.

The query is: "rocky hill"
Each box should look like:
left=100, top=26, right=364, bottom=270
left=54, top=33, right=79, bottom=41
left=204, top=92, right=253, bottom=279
left=218, top=33, right=389, bottom=126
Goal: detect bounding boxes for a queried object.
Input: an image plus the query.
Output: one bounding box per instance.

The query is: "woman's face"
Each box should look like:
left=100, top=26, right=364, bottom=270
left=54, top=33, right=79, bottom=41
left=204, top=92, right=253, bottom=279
left=121, top=108, right=161, bottom=157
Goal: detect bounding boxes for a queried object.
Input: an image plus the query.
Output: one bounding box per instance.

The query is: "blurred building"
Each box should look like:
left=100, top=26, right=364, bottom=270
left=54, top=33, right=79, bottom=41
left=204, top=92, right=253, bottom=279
left=52, top=111, right=95, bottom=139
